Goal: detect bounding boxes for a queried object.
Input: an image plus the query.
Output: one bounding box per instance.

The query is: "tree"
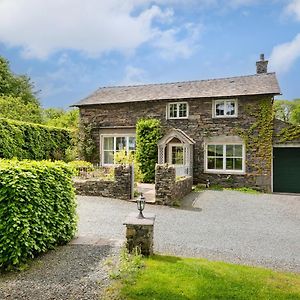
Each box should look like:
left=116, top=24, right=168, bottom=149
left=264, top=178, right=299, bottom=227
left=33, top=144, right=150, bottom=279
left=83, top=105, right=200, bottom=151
left=290, top=99, right=300, bottom=125
left=0, top=56, right=42, bottom=123
left=273, top=100, right=295, bottom=122
left=274, top=99, right=300, bottom=125
left=0, top=95, right=42, bottom=123
left=42, top=108, right=79, bottom=129
left=0, top=56, right=40, bottom=106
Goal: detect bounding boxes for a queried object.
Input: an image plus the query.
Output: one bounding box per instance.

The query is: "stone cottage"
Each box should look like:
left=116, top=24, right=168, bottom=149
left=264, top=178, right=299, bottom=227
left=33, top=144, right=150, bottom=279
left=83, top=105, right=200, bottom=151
left=73, top=55, right=300, bottom=193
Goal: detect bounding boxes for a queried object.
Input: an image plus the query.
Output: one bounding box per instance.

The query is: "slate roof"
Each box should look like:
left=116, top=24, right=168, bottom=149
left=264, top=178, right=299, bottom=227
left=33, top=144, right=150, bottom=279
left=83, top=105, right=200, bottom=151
left=73, top=72, right=281, bottom=106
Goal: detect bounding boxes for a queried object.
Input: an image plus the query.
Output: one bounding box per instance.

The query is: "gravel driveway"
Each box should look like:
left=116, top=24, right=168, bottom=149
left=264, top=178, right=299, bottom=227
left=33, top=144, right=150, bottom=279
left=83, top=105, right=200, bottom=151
left=1, top=190, right=299, bottom=300
left=78, top=190, right=300, bottom=273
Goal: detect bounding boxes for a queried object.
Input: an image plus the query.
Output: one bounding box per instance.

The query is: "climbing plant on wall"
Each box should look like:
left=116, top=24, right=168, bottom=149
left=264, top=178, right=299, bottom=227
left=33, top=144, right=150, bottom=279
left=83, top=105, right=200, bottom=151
left=136, top=118, right=162, bottom=183
left=78, top=122, right=96, bottom=162
left=236, top=98, right=274, bottom=175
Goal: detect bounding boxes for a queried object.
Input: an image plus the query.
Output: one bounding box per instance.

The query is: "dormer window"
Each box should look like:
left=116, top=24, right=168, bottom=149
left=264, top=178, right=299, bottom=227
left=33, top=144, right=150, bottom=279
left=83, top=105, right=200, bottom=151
left=213, top=99, right=238, bottom=118
left=167, top=102, right=188, bottom=119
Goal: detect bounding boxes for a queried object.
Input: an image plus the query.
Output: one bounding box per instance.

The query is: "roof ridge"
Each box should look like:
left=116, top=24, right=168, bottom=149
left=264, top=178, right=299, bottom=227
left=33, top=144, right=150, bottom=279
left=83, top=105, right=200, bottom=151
left=97, top=73, right=276, bottom=90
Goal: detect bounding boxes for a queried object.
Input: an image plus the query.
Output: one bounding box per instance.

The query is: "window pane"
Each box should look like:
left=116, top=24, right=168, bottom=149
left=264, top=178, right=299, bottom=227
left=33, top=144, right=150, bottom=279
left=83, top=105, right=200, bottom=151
left=104, top=137, right=114, bottom=150
left=208, top=145, right=215, bottom=156
left=216, top=158, right=223, bottom=169
left=179, top=103, right=187, bottom=117
left=128, top=137, right=136, bottom=151
left=234, top=145, right=243, bottom=157
left=216, top=145, right=223, bottom=157
left=226, top=145, right=234, bottom=157
left=169, top=104, right=177, bottom=118
left=172, top=146, right=184, bottom=165
left=104, top=151, right=114, bottom=164
left=207, top=157, right=215, bottom=169
left=234, top=158, right=243, bottom=170
left=226, top=101, right=236, bottom=116
left=226, top=158, right=234, bottom=170
left=215, top=102, right=224, bottom=116
left=116, top=137, right=126, bottom=151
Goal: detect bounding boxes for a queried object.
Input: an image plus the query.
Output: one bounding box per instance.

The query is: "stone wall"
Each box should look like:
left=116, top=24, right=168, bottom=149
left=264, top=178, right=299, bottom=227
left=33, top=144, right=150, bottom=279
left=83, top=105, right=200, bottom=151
left=74, top=164, right=133, bottom=200
left=79, top=95, right=274, bottom=192
left=155, top=164, right=193, bottom=206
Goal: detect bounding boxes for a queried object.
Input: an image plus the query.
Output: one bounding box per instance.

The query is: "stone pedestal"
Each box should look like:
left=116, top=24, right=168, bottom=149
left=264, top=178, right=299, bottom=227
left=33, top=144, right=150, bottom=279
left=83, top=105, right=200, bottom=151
left=123, top=212, right=156, bottom=256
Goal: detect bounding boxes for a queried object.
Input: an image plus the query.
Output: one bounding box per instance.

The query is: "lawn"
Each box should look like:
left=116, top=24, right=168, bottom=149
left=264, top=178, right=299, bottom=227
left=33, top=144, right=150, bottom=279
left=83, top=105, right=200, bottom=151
left=119, top=255, right=300, bottom=300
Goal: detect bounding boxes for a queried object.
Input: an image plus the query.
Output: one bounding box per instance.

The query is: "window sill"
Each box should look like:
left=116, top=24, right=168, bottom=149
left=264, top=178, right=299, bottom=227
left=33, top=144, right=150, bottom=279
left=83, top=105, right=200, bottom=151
left=167, top=117, right=189, bottom=120
left=204, top=170, right=245, bottom=175
left=212, top=115, right=238, bottom=119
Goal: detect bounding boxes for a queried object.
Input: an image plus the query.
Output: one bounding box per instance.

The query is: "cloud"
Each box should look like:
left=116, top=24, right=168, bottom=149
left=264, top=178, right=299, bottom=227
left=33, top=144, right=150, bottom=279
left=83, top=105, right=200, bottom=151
left=120, top=66, right=147, bottom=85
left=0, top=0, right=202, bottom=60
left=269, top=33, right=300, bottom=73
left=285, top=0, right=300, bottom=21
left=152, top=23, right=202, bottom=60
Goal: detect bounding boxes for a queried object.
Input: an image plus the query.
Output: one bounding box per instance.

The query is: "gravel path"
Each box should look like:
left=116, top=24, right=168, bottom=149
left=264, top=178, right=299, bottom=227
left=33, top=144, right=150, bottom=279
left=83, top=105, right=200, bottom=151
left=0, top=243, right=119, bottom=300
left=77, top=191, right=300, bottom=273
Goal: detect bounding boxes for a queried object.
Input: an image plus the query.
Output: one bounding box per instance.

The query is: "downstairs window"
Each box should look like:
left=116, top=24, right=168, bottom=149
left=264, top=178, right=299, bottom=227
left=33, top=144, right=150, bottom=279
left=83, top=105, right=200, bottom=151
left=205, top=143, right=245, bottom=173
left=102, top=135, right=136, bottom=165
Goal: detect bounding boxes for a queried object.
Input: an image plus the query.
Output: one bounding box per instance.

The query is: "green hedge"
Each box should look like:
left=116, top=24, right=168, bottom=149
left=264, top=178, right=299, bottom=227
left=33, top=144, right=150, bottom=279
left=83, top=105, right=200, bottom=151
left=0, top=118, right=73, bottom=161
left=0, top=159, right=77, bottom=270
left=136, top=119, right=162, bottom=183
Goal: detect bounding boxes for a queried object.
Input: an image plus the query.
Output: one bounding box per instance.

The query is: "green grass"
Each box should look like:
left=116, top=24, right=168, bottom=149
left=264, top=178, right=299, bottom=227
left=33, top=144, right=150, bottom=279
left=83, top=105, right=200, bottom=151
left=193, top=184, right=260, bottom=194
left=120, top=255, right=300, bottom=300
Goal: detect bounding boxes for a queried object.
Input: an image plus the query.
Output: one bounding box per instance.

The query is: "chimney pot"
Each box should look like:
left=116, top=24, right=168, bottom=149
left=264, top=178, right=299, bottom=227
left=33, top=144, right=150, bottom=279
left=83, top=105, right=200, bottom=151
left=256, top=53, right=268, bottom=74
left=260, top=53, right=265, bottom=61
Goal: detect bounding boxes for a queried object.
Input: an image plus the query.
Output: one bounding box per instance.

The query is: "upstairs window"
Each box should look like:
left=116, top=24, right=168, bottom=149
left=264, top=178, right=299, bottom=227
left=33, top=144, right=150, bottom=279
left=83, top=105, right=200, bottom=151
left=213, top=99, right=238, bottom=118
left=167, top=102, right=188, bottom=119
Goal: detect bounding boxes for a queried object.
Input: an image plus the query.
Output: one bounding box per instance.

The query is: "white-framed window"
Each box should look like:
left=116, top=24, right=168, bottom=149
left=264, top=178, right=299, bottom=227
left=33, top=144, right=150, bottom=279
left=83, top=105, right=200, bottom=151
left=213, top=99, right=238, bottom=118
left=102, top=135, right=136, bottom=165
left=168, top=144, right=184, bottom=165
left=204, top=143, right=245, bottom=174
left=167, top=102, right=188, bottom=119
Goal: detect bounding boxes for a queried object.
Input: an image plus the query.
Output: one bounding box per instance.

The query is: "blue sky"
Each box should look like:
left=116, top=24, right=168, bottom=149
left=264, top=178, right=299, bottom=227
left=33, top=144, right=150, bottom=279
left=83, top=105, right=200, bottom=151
left=0, top=0, right=299, bottom=108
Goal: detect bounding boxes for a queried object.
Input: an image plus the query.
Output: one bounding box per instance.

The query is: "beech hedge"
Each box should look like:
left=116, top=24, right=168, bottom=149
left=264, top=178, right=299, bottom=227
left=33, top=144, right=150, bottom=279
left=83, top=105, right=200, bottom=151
left=0, top=159, right=77, bottom=270
left=0, top=118, right=73, bottom=161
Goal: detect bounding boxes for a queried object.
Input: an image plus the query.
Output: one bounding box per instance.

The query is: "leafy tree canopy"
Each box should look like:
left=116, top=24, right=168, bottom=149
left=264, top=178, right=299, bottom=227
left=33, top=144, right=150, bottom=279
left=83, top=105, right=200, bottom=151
left=42, top=108, right=79, bottom=129
left=0, top=56, right=42, bottom=123
left=0, top=56, right=40, bottom=106
left=274, top=99, right=300, bottom=125
left=0, top=95, right=42, bottom=123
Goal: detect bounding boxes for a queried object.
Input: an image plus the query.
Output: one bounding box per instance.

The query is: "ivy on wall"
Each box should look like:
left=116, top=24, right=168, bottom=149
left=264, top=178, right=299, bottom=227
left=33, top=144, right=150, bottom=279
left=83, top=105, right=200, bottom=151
left=0, top=118, right=73, bottom=161
left=136, top=118, right=162, bottom=183
left=78, top=122, right=96, bottom=161
left=236, top=98, right=274, bottom=175
left=276, top=124, right=300, bottom=143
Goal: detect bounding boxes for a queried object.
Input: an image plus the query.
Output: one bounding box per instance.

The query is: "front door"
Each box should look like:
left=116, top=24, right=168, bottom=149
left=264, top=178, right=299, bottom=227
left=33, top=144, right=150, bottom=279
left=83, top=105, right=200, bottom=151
left=168, top=143, right=187, bottom=176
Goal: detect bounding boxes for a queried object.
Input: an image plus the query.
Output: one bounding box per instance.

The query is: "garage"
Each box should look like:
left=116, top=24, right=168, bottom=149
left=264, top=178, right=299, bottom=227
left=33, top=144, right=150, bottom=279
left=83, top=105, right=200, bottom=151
left=273, top=147, right=300, bottom=193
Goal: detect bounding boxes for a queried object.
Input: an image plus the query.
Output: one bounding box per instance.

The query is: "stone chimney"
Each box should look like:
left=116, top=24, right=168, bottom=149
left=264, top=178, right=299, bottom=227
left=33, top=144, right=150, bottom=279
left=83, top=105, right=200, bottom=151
left=256, top=53, right=268, bottom=74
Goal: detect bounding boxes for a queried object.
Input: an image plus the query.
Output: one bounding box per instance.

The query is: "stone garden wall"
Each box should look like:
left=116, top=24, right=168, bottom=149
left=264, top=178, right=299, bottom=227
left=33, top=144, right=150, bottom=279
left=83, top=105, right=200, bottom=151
left=155, top=164, right=193, bottom=206
left=74, top=164, right=133, bottom=200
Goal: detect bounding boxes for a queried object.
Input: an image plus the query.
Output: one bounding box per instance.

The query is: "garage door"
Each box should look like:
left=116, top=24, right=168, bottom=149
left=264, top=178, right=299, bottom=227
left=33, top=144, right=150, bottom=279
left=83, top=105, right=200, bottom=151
left=273, top=147, right=300, bottom=193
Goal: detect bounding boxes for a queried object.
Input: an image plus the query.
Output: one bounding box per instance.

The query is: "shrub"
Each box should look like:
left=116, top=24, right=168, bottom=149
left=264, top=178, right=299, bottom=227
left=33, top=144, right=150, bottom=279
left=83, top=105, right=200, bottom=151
left=68, top=160, right=94, bottom=176
left=135, top=119, right=162, bottom=183
left=0, top=159, right=77, bottom=270
left=114, top=150, right=143, bottom=183
left=0, top=118, right=73, bottom=161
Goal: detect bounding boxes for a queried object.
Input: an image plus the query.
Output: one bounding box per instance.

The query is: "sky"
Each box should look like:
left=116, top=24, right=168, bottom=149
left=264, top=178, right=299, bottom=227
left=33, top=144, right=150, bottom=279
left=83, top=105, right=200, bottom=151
left=0, top=0, right=299, bottom=108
